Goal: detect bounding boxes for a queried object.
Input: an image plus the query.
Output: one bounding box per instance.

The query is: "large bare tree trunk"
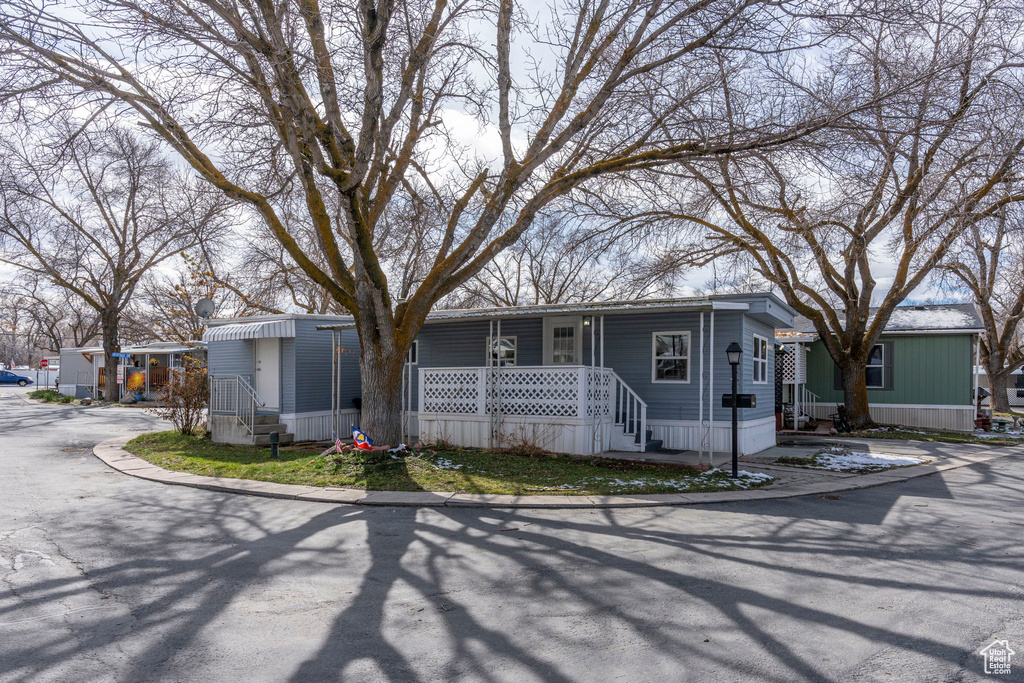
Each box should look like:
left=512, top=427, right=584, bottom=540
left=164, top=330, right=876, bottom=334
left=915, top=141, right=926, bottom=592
left=986, top=353, right=1012, bottom=412
left=101, top=309, right=120, bottom=402
left=356, top=338, right=407, bottom=447
left=839, top=360, right=873, bottom=429
left=353, top=284, right=409, bottom=446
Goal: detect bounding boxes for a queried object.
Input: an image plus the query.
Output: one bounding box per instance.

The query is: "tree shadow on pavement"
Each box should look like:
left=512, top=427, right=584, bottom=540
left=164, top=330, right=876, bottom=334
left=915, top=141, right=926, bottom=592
left=1, top=455, right=1022, bottom=682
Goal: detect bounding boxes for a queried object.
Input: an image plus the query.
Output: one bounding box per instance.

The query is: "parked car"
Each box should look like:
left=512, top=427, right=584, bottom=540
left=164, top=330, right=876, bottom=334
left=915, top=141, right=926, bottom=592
left=0, top=370, right=33, bottom=387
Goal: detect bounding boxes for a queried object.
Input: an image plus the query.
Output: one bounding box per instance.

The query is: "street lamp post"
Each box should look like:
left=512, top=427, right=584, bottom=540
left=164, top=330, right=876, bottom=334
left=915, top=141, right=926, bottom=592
left=726, top=342, right=743, bottom=478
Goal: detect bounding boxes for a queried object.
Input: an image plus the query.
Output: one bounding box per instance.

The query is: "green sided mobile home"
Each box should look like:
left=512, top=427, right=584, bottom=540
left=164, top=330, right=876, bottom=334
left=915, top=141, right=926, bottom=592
left=777, top=304, right=982, bottom=432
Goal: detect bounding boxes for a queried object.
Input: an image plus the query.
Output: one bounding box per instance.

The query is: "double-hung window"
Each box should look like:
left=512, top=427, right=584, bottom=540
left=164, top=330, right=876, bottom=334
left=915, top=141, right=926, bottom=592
left=652, top=332, right=690, bottom=382
left=487, top=336, right=517, bottom=367
left=752, top=335, right=769, bottom=384
left=865, top=344, right=884, bottom=388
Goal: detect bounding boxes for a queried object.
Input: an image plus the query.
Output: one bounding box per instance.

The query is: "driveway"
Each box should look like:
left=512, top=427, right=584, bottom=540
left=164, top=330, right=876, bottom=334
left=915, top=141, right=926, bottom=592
left=1, top=393, right=1022, bottom=682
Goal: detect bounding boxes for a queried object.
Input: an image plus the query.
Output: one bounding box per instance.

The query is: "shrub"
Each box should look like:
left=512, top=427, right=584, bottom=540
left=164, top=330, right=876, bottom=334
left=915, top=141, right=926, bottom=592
left=148, top=365, right=208, bottom=435
left=28, top=389, right=62, bottom=402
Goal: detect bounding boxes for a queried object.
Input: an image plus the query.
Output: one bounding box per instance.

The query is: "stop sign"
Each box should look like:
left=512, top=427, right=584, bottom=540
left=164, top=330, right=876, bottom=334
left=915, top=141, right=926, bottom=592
left=40, top=359, right=48, bottom=368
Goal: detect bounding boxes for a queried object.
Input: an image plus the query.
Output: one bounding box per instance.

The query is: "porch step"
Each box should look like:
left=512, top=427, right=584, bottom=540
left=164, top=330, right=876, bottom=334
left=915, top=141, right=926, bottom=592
left=253, top=413, right=281, bottom=426
left=252, top=422, right=288, bottom=435
left=644, top=439, right=664, bottom=452
left=254, top=432, right=294, bottom=446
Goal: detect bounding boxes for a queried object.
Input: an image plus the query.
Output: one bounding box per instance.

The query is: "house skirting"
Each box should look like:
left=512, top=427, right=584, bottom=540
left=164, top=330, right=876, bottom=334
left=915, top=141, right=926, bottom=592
left=417, top=413, right=616, bottom=455
left=58, top=384, right=92, bottom=399
left=647, top=416, right=777, bottom=456
left=808, top=403, right=975, bottom=432
left=417, top=413, right=777, bottom=456
left=280, top=408, right=360, bottom=442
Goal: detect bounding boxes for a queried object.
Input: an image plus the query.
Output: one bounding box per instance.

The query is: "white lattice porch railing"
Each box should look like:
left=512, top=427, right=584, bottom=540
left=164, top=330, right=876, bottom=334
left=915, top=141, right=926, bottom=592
left=419, top=366, right=616, bottom=418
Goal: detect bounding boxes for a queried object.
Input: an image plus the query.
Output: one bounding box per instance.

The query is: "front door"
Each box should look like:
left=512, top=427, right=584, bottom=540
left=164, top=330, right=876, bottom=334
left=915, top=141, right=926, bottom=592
left=543, top=316, right=582, bottom=365
left=254, top=337, right=280, bottom=411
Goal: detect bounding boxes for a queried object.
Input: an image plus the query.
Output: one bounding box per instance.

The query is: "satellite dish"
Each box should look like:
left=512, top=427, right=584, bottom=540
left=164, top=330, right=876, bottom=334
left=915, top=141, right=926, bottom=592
left=194, top=298, right=215, bottom=319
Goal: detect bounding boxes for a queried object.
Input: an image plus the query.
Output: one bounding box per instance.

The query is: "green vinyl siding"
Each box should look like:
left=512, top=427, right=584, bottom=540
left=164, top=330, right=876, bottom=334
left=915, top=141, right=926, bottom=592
left=805, top=334, right=973, bottom=406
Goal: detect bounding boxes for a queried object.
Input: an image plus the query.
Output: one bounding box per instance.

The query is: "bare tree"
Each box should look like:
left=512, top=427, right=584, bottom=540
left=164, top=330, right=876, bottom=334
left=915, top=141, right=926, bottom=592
left=138, top=252, right=250, bottom=343
left=0, top=124, right=232, bottom=400
left=455, top=214, right=683, bottom=306
left=0, top=0, right=861, bottom=440
left=636, top=1, right=1024, bottom=427
left=941, top=206, right=1024, bottom=412
left=0, top=275, right=101, bottom=360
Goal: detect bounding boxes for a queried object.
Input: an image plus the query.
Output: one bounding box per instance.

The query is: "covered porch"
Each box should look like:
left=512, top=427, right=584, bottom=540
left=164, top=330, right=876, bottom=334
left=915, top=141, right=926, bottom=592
left=319, top=294, right=793, bottom=458
left=417, top=363, right=648, bottom=455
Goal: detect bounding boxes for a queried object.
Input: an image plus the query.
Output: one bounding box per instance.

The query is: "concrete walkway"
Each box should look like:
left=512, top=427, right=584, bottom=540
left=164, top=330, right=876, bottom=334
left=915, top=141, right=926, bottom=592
left=92, top=434, right=1021, bottom=508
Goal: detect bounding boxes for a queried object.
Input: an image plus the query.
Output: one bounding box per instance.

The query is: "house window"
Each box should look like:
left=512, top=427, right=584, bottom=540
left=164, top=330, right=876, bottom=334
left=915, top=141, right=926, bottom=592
left=866, top=344, right=883, bottom=388
left=487, top=336, right=517, bottom=367
left=406, top=341, right=418, bottom=365
left=551, top=326, right=576, bottom=364
left=753, top=335, right=768, bottom=384
left=652, top=332, right=690, bottom=382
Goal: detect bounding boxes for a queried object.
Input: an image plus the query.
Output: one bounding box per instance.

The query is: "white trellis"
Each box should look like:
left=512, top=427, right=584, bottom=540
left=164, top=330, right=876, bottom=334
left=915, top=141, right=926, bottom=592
left=420, top=366, right=611, bottom=418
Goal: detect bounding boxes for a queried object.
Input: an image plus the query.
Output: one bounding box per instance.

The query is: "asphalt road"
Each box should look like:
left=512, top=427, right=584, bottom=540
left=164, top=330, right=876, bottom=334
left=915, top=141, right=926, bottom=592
left=2, top=390, right=1023, bottom=682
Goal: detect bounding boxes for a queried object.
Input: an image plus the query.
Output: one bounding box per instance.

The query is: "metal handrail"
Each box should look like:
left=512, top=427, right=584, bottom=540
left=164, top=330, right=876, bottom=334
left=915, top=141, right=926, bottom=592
left=209, top=374, right=265, bottom=434
left=607, top=368, right=648, bottom=452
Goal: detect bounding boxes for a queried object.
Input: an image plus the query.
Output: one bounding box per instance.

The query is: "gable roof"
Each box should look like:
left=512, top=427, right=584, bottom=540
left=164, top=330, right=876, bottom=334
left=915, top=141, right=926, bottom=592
left=777, top=303, right=982, bottom=341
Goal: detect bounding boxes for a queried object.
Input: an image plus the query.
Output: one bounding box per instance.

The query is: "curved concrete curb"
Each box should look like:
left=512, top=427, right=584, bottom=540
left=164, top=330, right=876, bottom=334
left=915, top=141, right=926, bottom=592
left=92, top=435, right=1020, bottom=509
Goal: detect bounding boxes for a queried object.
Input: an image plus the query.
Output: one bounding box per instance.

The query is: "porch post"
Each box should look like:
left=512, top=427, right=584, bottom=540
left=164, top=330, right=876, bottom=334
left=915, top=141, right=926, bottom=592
left=488, top=319, right=494, bottom=449
left=795, top=342, right=801, bottom=426
left=331, top=330, right=337, bottom=440
left=699, top=312, right=704, bottom=466
left=599, top=316, right=604, bottom=368
left=145, top=353, right=150, bottom=398
left=973, top=333, right=981, bottom=412
left=709, top=310, right=715, bottom=467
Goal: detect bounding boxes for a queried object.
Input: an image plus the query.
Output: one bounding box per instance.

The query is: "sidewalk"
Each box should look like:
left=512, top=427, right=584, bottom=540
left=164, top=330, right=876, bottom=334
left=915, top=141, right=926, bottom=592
left=92, top=434, right=1020, bottom=509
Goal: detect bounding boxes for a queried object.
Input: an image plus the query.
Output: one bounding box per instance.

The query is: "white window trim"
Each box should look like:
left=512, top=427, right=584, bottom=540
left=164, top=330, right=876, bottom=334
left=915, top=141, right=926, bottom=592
left=753, top=334, right=769, bottom=385
left=651, top=331, right=691, bottom=383
left=406, top=340, right=418, bottom=365
left=543, top=316, right=582, bottom=365
left=866, top=343, right=884, bottom=389
left=486, top=336, right=517, bottom=367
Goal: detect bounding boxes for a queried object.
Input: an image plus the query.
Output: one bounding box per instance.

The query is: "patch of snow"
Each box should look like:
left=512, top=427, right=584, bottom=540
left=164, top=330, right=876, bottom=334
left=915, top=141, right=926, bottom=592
left=703, top=469, right=775, bottom=489
left=814, top=451, right=925, bottom=471
left=885, top=307, right=976, bottom=331
left=973, top=430, right=1024, bottom=439
left=432, top=458, right=463, bottom=470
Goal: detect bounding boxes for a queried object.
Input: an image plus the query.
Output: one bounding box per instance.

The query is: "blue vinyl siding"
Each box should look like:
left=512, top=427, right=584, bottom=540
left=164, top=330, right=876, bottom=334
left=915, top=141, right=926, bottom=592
left=600, top=311, right=745, bottom=422
left=336, top=329, right=362, bottom=410
left=410, top=309, right=772, bottom=422
left=207, top=339, right=253, bottom=378
left=741, top=316, right=776, bottom=421
left=281, top=338, right=296, bottom=413
left=291, top=319, right=337, bottom=413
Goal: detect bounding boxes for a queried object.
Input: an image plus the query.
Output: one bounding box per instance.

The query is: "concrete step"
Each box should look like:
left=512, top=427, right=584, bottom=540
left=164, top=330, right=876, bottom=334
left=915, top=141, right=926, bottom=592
left=253, top=413, right=281, bottom=425
left=254, top=433, right=294, bottom=446
left=252, top=423, right=288, bottom=435
left=645, top=439, right=664, bottom=452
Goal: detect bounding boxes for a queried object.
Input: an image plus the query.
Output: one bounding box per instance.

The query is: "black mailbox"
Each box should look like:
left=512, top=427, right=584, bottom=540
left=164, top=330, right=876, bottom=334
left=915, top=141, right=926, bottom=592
left=722, top=393, right=756, bottom=409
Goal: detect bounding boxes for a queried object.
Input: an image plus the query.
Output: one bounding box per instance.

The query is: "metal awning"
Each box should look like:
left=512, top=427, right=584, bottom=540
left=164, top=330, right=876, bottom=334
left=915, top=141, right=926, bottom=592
left=203, top=320, right=296, bottom=342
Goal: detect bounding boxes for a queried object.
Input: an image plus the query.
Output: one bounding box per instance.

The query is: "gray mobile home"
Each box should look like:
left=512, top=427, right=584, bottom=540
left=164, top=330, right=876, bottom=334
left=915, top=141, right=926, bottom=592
left=317, top=293, right=796, bottom=457
left=204, top=314, right=359, bottom=444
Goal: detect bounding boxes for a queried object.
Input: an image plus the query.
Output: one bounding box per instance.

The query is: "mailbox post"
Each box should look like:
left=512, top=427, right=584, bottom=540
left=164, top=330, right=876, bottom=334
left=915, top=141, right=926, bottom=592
left=726, top=342, right=743, bottom=478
